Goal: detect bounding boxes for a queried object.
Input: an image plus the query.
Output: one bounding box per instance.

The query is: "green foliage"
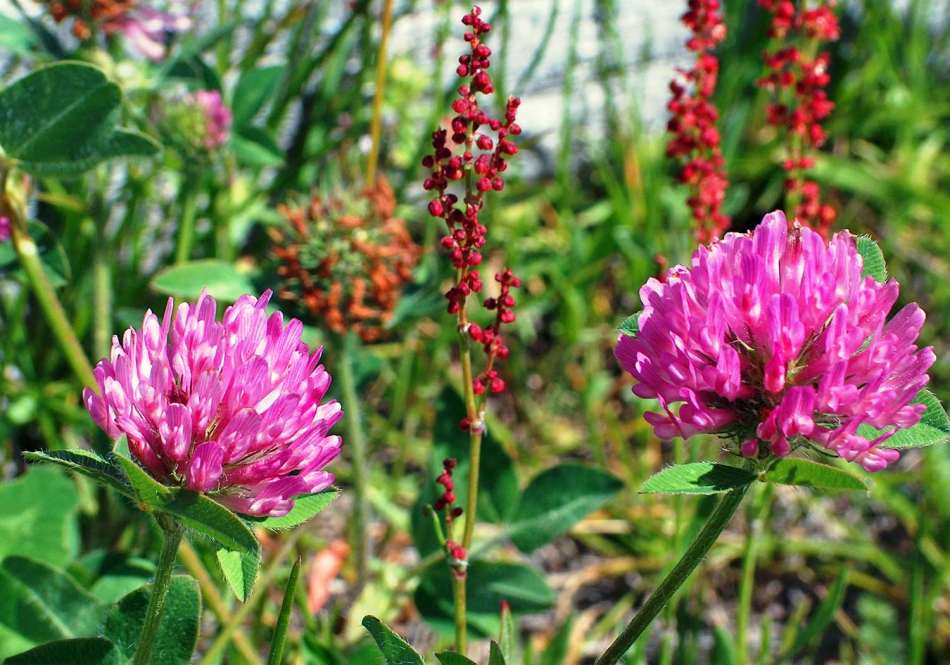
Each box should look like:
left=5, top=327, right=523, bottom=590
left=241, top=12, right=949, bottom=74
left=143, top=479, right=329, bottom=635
left=0, top=63, right=157, bottom=175
left=233, top=64, right=288, bottom=127
left=149, top=259, right=258, bottom=302
left=764, top=458, right=867, bottom=492
left=436, top=653, right=477, bottom=665
left=361, top=616, right=424, bottom=665
left=618, top=312, right=640, bottom=337
left=0, top=468, right=80, bottom=566
left=0, top=221, right=71, bottom=288
left=787, top=568, right=849, bottom=659
left=508, top=464, right=623, bottom=552
left=102, top=576, right=200, bottom=665
left=215, top=548, right=259, bottom=602
left=266, top=558, right=301, bottom=665
left=862, top=389, right=950, bottom=449
left=537, top=616, right=573, bottom=665
left=855, top=236, right=888, bottom=282
left=5, top=637, right=122, bottom=665
left=23, top=450, right=131, bottom=498
left=248, top=489, right=340, bottom=530
left=640, top=463, right=756, bottom=494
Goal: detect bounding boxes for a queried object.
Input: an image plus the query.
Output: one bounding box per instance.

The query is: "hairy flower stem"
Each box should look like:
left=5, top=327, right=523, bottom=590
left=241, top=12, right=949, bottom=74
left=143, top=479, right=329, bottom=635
left=2, top=185, right=97, bottom=389
left=133, top=516, right=184, bottom=665
left=595, top=485, right=750, bottom=665
left=736, top=483, right=773, bottom=665
left=365, top=0, right=394, bottom=186
left=340, top=333, right=370, bottom=582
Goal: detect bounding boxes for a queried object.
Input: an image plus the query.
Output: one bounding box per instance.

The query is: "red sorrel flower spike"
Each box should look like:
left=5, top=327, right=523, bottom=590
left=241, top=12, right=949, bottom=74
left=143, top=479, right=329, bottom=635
left=83, top=290, right=343, bottom=516
left=616, top=213, right=935, bottom=472
left=667, top=0, right=731, bottom=243
left=758, top=0, right=840, bottom=235
left=422, top=6, right=522, bottom=409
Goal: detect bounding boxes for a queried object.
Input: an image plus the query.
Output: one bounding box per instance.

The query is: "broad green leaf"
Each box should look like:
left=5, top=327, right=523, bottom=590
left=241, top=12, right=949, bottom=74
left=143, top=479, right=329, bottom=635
left=764, top=458, right=867, bottom=492
left=361, top=616, right=424, bottom=665
left=114, top=455, right=260, bottom=556
left=415, top=560, right=555, bottom=637
left=508, top=464, right=623, bottom=552
left=266, top=558, right=301, bottom=665
left=860, top=389, right=950, bottom=449
left=640, top=462, right=756, bottom=495
left=0, top=556, right=105, bottom=650
left=103, top=576, right=200, bottom=665
left=437, top=653, right=478, bottom=665
left=0, top=467, right=80, bottom=565
left=23, top=450, right=131, bottom=498
left=6, top=637, right=122, bottom=665
left=86, top=557, right=155, bottom=604
left=856, top=236, right=887, bottom=283
left=489, top=641, right=507, bottom=665
left=216, top=547, right=260, bottom=602
left=247, top=489, right=340, bottom=530
left=618, top=311, right=640, bottom=337
left=0, top=63, right=156, bottom=174
left=150, top=259, right=257, bottom=302
left=233, top=65, right=287, bottom=127
left=788, top=568, right=848, bottom=657
left=232, top=130, right=285, bottom=167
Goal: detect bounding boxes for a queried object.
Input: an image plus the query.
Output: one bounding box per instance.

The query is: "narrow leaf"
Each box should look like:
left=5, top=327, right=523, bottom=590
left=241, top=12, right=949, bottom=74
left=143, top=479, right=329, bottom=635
left=266, top=558, right=301, bottom=665
left=640, top=462, right=756, bottom=495
left=856, top=236, right=887, bottom=283
left=233, top=64, right=287, bottom=127
left=361, top=616, right=424, bottom=665
left=539, top=616, right=573, bottom=665
left=788, top=568, right=848, bottom=657
left=6, top=637, right=122, bottom=665
left=247, top=489, right=339, bottom=530
left=103, top=576, right=200, bottom=665
left=489, top=641, right=507, bottom=665
left=508, top=464, right=623, bottom=552
left=764, top=458, right=867, bottom=492
left=499, top=600, right=515, bottom=664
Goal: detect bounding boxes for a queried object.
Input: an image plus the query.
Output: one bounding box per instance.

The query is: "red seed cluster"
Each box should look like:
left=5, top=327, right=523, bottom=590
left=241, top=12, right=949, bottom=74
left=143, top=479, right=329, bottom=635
left=759, top=0, right=840, bottom=235
left=43, top=0, right=134, bottom=40
left=423, top=6, right=522, bottom=415
left=666, top=0, right=731, bottom=243
left=433, top=458, right=462, bottom=516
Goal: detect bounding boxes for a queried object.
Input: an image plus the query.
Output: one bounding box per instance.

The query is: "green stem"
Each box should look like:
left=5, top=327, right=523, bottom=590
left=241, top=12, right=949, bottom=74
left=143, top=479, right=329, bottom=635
left=174, top=183, right=199, bottom=265
left=340, top=333, right=370, bottom=582
left=737, top=484, right=772, bottom=665
left=6, top=200, right=96, bottom=389
left=365, top=0, right=394, bottom=186
left=133, top=517, right=184, bottom=665
left=92, top=214, right=112, bottom=360
left=594, top=485, right=750, bottom=665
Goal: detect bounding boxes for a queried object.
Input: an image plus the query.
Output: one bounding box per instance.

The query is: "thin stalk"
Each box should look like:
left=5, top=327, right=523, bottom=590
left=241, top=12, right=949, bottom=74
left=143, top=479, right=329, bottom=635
left=737, top=483, right=772, bottom=665
left=177, top=541, right=263, bottom=665
left=453, top=573, right=468, bottom=654
left=174, top=182, right=199, bottom=265
left=659, top=439, right=686, bottom=665
left=4, top=194, right=96, bottom=389
left=92, top=213, right=112, bottom=360
left=133, top=517, right=184, bottom=665
left=198, top=531, right=303, bottom=665
left=339, top=333, right=370, bottom=582
left=365, top=0, right=394, bottom=185
left=594, top=485, right=750, bottom=665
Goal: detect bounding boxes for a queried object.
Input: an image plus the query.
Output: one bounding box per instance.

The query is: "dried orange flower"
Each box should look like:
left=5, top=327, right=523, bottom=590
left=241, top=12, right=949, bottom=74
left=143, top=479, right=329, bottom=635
left=270, top=178, right=421, bottom=343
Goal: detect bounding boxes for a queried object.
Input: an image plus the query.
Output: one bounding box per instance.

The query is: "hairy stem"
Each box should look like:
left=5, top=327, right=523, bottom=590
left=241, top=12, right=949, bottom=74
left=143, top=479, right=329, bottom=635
left=594, top=485, right=750, bottom=665
left=365, top=0, right=394, bottom=185
left=133, top=517, right=184, bottom=665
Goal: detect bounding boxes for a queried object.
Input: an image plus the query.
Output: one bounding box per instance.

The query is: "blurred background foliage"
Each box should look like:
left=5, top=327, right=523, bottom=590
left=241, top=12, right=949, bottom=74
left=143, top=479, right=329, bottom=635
left=0, top=0, right=949, bottom=663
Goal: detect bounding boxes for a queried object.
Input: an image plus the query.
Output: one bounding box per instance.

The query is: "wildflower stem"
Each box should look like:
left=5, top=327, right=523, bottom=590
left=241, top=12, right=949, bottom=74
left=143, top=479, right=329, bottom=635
left=133, top=516, right=184, bottom=665
left=594, top=484, right=750, bottom=665
left=340, top=332, right=371, bottom=582
left=736, top=482, right=773, bottom=665
left=365, top=0, right=394, bottom=186
left=453, top=572, right=468, bottom=654
left=174, top=181, right=199, bottom=264
left=92, top=212, right=112, bottom=360
left=4, top=193, right=97, bottom=389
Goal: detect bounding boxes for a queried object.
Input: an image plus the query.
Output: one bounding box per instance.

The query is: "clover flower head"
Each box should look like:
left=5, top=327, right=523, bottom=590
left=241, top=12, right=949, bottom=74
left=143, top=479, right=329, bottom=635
left=615, top=212, right=935, bottom=471
left=191, top=90, right=232, bottom=150
left=83, top=290, right=343, bottom=516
